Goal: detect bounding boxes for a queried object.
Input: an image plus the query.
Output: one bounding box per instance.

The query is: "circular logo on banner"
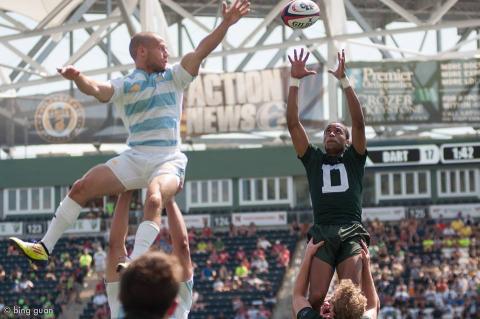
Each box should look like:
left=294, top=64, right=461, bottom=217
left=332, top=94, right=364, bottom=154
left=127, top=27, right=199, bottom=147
left=256, top=102, right=286, bottom=130
left=34, top=94, right=85, bottom=143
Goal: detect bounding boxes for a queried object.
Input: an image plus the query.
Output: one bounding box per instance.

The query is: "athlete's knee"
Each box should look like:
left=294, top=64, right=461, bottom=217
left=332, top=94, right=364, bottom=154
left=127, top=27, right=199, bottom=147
left=69, top=178, right=91, bottom=204
left=145, top=193, right=163, bottom=212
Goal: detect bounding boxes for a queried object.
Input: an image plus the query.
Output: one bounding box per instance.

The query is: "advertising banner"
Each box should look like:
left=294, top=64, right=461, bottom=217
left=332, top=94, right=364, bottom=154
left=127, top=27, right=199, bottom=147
left=0, top=64, right=324, bottom=146
left=346, top=59, right=480, bottom=125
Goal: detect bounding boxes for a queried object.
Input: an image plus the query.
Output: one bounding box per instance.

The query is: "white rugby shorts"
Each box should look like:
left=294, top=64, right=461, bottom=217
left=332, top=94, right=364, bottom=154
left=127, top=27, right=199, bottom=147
left=106, top=149, right=187, bottom=190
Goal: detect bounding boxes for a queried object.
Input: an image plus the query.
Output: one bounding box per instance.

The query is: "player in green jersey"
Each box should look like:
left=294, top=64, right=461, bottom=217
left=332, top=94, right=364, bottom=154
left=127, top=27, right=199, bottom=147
left=287, top=48, right=370, bottom=311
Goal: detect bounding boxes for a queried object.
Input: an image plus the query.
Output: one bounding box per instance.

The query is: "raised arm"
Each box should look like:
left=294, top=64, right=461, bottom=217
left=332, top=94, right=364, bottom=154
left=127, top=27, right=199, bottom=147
left=105, top=191, right=133, bottom=283
left=360, top=241, right=379, bottom=319
left=181, top=0, right=250, bottom=76
left=328, top=50, right=366, bottom=155
left=292, top=239, right=324, bottom=316
left=287, top=49, right=317, bottom=157
left=165, top=200, right=193, bottom=281
left=57, top=66, right=114, bottom=103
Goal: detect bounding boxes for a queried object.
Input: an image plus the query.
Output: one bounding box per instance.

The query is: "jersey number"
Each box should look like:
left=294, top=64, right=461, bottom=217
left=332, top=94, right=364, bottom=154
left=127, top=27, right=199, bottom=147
left=321, top=164, right=349, bottom=193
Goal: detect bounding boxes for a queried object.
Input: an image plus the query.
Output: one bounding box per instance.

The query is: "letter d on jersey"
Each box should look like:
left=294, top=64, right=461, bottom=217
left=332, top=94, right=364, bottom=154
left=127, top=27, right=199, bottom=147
left=321, top=164, right=349, bottom=193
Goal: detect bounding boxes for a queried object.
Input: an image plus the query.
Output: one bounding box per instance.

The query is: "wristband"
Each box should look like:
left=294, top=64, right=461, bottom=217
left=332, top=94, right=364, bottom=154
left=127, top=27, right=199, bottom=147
left=340, top=76, right=351, bottom=89
left=290, top=77, right=300, bottom=87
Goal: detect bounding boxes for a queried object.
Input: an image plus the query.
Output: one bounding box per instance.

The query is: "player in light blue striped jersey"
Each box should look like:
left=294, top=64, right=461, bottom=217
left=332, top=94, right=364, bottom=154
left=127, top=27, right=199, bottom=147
left=10, top=0, right=250, bottom=268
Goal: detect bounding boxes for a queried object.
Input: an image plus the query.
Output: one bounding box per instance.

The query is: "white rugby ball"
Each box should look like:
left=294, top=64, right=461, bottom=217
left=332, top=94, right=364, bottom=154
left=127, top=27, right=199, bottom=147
left=281, top=0, right=321, bottom=29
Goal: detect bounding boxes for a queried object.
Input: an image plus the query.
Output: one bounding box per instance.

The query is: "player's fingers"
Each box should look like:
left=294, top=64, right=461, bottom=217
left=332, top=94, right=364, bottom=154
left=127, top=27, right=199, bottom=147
left=294, top=49, right=298, bottom=61
left=222, top=1, right=227, bottom=14
left=307, top=70, right=317, bottom=75
left=337, top=51, right=341, bottom=61
left=327, top=69, right=334, bottom=74
left=303, top=52, right=310, bottom=63
left=288, top=55, right=293, bottom=64
left=299, top=48, right=304, bottom=61
left=342, top=49, right=345, bottom=60
left=314, top=240, right=325, bottom=247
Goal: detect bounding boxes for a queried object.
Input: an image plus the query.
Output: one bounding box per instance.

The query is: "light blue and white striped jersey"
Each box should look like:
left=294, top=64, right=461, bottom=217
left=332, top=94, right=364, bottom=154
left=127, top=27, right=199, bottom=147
left=109, top=63, right=194, bottom=152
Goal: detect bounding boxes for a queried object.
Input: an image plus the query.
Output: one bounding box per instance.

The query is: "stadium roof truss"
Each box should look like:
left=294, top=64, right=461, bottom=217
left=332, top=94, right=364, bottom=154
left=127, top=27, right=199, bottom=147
left=0, top=0, right=479, bottom=143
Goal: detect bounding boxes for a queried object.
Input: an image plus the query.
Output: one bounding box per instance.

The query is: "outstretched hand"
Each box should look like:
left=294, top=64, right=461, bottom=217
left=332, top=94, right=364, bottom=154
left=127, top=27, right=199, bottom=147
left=328, top=49, right=346, bottom=79
left=222, top=0, right=250, bottom=26
left=288, top=48, right=316, bottom=79
left=360, top=240, right=370, bottom=264
left=305, top=238, right=324, bottom=257
left=57, top=66, right=80, bottom=81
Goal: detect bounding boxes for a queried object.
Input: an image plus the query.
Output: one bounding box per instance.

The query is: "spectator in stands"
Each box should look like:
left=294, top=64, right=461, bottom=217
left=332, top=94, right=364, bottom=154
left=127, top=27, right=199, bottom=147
left=188, top=228, right=196, bottom=245
left=277, top=246, right=290, bottom=268
left=202, top=222, right=213, bottom=238
left=191, top=291, right=206, bottom=311
left=232, top=296, right=244, bottom=311
left=0, top=265, right=5, bottom=282
left=229, top=222, right=238, bottom=237
left=93, top=290, right=108, bottom=307
left=247, top=222, right=257, bottom=237
left=235, top=260, right=249, bottom=278
left=79, top=248, right=93, bottom=275
left=196, top=239, right=208, bottom=253
left=94, top=245, right=107, bottom=279
left=257, top=236, right=271, bottom=250
left=13, top=276, right=34, bottom=292
left=213, top=277, right=224, bottom=292
left=73, top=268, right=85, bottom=303
left=201, top=260, right=216, bottom=281
left=214, top=237, right=225, bottom=251
left=217, top=249, right=230, bottom=265
left=93, top=303, right=109, bottom=319
left=251, top=254, right=269, bottom=274
left=235, top=246, right=246, bottom=261
left=7, top=243, right=18, bottom=255
left=290, top=220, right=301, bottom=237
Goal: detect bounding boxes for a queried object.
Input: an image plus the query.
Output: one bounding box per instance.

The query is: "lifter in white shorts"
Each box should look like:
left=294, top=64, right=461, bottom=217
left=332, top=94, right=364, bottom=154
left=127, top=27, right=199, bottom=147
left=106, top=191, right=193, bottom=319
left=9, top=0, right=251, bottom=267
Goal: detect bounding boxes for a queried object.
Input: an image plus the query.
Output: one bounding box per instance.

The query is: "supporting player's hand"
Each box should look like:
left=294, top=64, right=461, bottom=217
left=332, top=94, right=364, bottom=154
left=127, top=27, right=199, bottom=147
left=288, top=48, right=316, bottom=79
left=328, top=49, right=346, bottom=79
left=305, top=238, right=324, bottom=258
left=222, top=0, right=250, bottom=26
left=57, top=66, right=80, bottom=80
left=360, top=240, right=370, bottom=264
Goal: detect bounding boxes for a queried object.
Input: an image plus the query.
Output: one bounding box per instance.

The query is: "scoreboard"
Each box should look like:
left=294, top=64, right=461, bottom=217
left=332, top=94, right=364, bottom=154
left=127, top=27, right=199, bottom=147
left=441, top=143, right=480, bottom=164
left=366, top=143, right=480, bottom=166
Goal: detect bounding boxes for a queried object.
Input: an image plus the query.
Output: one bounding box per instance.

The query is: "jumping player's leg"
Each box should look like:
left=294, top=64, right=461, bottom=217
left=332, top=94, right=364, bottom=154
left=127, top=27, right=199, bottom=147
left=106, top=191, right=132, bottom=319
left=336, top=239, right=364, bottom=286
left=128, top=174, right=179, bottom=260
left=10, top=165, right=125, bottom=264
left=308, top=257, right=335, bottom=312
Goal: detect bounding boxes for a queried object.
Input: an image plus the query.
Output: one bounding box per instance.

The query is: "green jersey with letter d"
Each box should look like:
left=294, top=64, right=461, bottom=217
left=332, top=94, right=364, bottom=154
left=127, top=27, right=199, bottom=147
left=300, top=144, right=367, bottom=225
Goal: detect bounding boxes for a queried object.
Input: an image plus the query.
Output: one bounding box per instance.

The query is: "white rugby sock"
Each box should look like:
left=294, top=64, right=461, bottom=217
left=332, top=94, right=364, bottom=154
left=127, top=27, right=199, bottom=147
left=42, top=196, right=82, bottom=253
left=129, top=221, right=160, bottom=260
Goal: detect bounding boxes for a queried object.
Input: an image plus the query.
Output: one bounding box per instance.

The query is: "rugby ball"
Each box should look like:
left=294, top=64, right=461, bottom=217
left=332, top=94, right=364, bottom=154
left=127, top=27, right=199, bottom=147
left=281, top=0, right=321, bottom=29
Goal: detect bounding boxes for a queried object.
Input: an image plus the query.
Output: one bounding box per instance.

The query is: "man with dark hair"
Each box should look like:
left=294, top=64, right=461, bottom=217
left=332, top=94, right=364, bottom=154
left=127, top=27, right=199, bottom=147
left=106, top=191, right=193, bottom=319
left=287, top=48, right=370, bottom=311
left=120, top=251, right=181, bottom=319
left=10, top=0, right=250, bottom=269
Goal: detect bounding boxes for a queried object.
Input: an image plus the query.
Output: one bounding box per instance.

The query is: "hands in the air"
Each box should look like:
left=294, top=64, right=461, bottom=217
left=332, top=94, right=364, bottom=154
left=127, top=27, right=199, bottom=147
left=288, top=48, right=317, bottom=79
left=223, top=0, right=250, bottom=26
left=328, top=49, right=347, bottom=80
left=305, top=238, right=324, bottom=257
left=360, top=240, right=370, bottom=264
left=57, top=66, right=80, bottom=80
